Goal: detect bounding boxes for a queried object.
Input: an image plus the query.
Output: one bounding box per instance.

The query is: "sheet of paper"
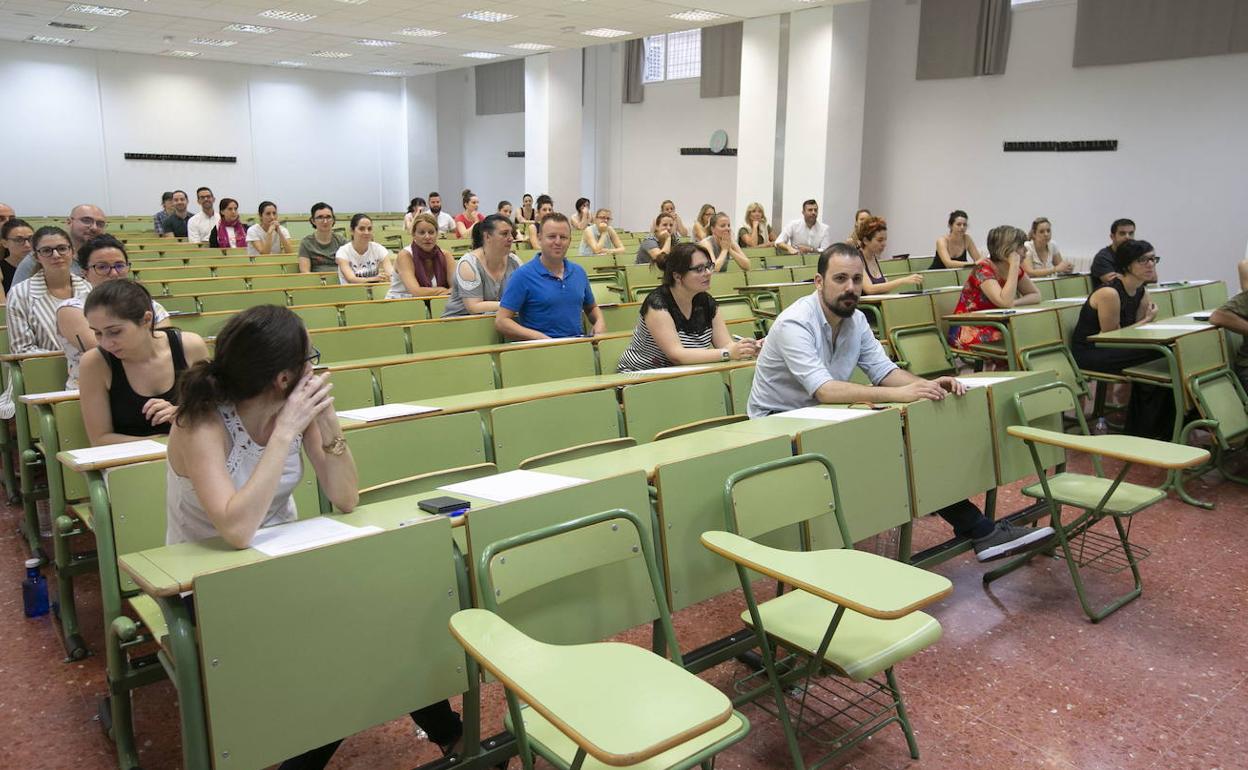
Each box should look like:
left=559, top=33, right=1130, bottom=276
left=772, top=407, right=874, bottom=422
left=1137, top=323, right=1213, bottom=331
left=337, top=403, right=441, bottom=422
left=20, top=389, right=79, bottom=402
left=632, top=364, right=715, bottom=375
left=970, top=308, right=1046, bottom=315
left=249, top=517, right=383, bottom=557
left=1047, top=297, right=1087, bottom=303
left=1180, top=311, right=1212, bottom=319
left=956, top=375, right=1021, bottom=388
left=65, top=439, right=167, bottom=465
left=439, top=470, right=587, bottom=503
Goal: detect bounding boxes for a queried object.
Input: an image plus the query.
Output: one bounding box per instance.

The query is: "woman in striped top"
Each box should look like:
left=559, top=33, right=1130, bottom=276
left=617, top=242, right=759, bottom=372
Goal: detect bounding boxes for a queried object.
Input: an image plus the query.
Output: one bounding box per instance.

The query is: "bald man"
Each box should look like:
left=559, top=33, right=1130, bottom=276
left=0, top=202, right=14, bottom=227
left=11, top=203, right=98, bottom=285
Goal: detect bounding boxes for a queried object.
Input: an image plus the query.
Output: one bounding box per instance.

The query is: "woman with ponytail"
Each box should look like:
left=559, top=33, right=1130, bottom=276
left=78, top=280, right=208, bottom=446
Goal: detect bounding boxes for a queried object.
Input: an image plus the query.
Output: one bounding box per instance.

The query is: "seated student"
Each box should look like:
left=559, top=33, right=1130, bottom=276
left=164, top=304, right=465, bottom=767
left=496, top=200, right=513, bottom=220
left=617, top=243, right=759, bottom=372
left=335, top=214, right=393, bottom=285
left=454, top=189, right=484, bottom=239
left=298, top=202, right=347, bottom=274
left=691, top=204, right=716, bottom=243
left=525, top=195, right=553, bottom=251
left=1072, top=240, right=1176, bottom=440
left=637, top=213, right=679, bottom=265
left=847, top=208, right=871, bottom=245
left=57, top=235, right=172, bottom=388
left=208, top=198, right=248, bottom=249
left=428, top=192, right=456, bottom=235
left=388, top=213, right=454, bottom=299
left=737, top=202, right=777, bottom=249
left=776, top=199, right=832, bottom=256
left=1239, top=256, right=1248, bottom=293
left=2, top=217, right=34, bottom=295
left=517, top=193, right=536, bottom=226
left=580, top=208, right=626, bottom=256
left=930, top=210, right=984, bottom=270
left=78, top=281, right=208, bottom=446
left=403, top=197, right=427, bottom=233
left=748, top=242, right=1055, bottom=561
left=570, top=197, right=593, bottom=231
left=948, top=225, right=1041, bottom=353
left=497, top=213, right=605, bottom=340
left=854, top=216, right=923, bottom=294
left=246, top=201, right=292, bottom=256
left=700, top=213, right=751, bottom=272
left=1090, top=218, right=1136, bottom=286
left=442, top=214, right=523, bottom=317
left=1022, top=217, right=1072, bottom=278
left=1211, top=285, right=1248, bottom=391
left=660, top=199, right=690, bottom=238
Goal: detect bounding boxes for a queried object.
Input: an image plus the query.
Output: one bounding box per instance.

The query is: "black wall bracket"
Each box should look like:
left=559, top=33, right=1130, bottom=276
left=1003, top=140, right=1117, bottom=153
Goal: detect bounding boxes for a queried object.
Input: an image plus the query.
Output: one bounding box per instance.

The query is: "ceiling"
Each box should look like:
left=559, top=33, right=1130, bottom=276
left=0, top=0, right=836, bottom=77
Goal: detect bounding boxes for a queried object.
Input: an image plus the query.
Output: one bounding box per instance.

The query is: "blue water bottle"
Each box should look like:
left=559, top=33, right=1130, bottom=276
left=22, top=558, right=49, bottom=618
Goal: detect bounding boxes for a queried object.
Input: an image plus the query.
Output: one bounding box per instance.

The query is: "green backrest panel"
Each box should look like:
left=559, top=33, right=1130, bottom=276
left=465, top=472, right=658, bottom=643
left=23, top=357, right=70, bottom=434
left=409, top=316, right=499, bottom=352
left=1008, top=311, right=1063, bottom=355
left=622, top=372, right=728, bottom=443
left=893, top=328, right=954, bottom=378
left=310, top=326, right=408, bottom=364
left=1178, top=327, right=1227, bottom=376
left=595, top=336, right=631, bottom=375
left=1054, top=304, right=1081, bottom=343
left=105, top=460, right=170, bottom=593
left=1035, top=280, right=1057, bottom=301
left=136, top=267, right=212, bottom=281
left=342, top=300, right=429, bottom=326
left=599, top=303, right=642, bottom=333
left=490, top=389, right=621, bottom=470
left=1200, top=281, right=1228, bottom=309
left=624, top=263, right=661, bottom=292
left=169, top=313, right=230, bottom=338
left=490, top=517, right=645, bottom=603
left=1053, top=275, right=1090, bottom=298
left=1149, top=290, right=1175, bottom=319
left=730, top=460, right=836, bottom=541
left=654, top=436, right=795, bottom=610
left=880, top=259, right=910, bottom=277
left=428, top=296, right=449, bottom=318
left=52, top=401, right=90, bottom=501
left=929, top=289, right=961, bottom=335
left=920, top=269, right=959, bottom=289
left=159, top=296, right=200, bottom=314
left=165, top=278, right=248, bottom=296
left=1169, top=286, right=1203, bottom=316
left=1016, top=383, right=1078, bottom=423
left=356, top=463, right=497, bottom=506
left=250, top=273, right=325, bottom=290
left=195, top=519, right=466, bottom=770
left=1022, top=345, right=1085, bottom=396
left=880, top=295, right=936, bottom=332
left=289, top=286, right=372, bottom=305
left=497, top=343, right=597, bottom=388
left=742, top=247, right=773, bottom=259
left=979, top=372, right=1065, bottom=484
left=778, top=283, right=811, bottom=310
left=0, top=327, right=8, bottom=355
left=904, top=388, right=996, bottom=516
left=709, top=271, right=747, bottom=297
left=718, top=298, right=756, bottom=323
left=377, top=354, right=497, bottom=403
left=729, top=366, right=754, bottom=414
left=292, top=305, right=343, bottom=330
left=763, top=253, right=804, bottom=269
left=1193, top=373, right=1248, bottom=442
left=212, top=264, right=272, bottom=277
left=326, top=368, right=376, bottom=410
left=343, top=411, right=486, bottom=490
left=589, top=279, right=617, bottom=306
left=198, top=290, right=289, bottom=313
left=570, top=255, right=616, bottom=271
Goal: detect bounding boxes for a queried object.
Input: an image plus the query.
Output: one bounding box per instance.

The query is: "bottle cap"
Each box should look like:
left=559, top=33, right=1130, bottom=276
left=25, top=558, right=42, bottom=569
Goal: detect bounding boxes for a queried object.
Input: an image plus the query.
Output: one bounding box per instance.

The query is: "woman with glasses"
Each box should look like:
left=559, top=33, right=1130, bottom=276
left=77, top=280, right=208, bottom=445
left=298, top=202, right=347, bottom=274
left=617, top=242, right=759, bottom=372
left=1, top=217, right=34, bottom=295
left=579, top=208, right=626, bottom=256
left=57, top=235, right=172, bottom=388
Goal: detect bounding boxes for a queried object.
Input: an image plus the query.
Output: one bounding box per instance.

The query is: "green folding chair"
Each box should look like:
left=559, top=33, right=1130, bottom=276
left=450, top=508, right=750, bottom=770
left=377, top=354, right=497, bottom=402
left=888, top=325, right=957, bottom=378
left=987, top=381, right=1210, bottom=621
left=1181, top=369, right=1248, bottom=493
left=702, top=454, right=950, bottom=768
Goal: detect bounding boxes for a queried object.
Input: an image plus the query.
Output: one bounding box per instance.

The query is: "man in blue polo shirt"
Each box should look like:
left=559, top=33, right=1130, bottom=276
left=497, top=212, right=605, bottom=340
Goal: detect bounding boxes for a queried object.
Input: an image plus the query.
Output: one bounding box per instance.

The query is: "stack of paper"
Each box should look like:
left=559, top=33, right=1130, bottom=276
left=250, top=517, right=383, bottom=557
left=439, top=470, right=587, bottom=503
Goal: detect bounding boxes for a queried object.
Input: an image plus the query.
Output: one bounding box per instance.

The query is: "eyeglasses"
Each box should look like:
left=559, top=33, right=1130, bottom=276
left=5, top=235, right=32, bottom=245
left=306, top=347, right=321, bottom=366
left=36, top=244, right=73, bottom=258
left=89, top=262, right=130, bottom=276
left=74, top=216, right=107, bottom=229
left=689, top=263, right=716, bottom=274
left=1137, top=256, right=1161, bottom=265
left=313, top=215, right=335, bottom=222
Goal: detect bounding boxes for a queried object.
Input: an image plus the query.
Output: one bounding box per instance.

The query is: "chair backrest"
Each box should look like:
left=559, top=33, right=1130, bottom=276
left=250, top=273, right=325, bottom=290
left=1200, top=281, right=1228, bottom=309
left=889, top=325, right=955, bottom=378
left=497, top=342, right=597, bottom=387
left=170, top=313, right=231, bottom=338
left=198, top=290, right=289, bottom=313
left=159, top=295, right=200, bottom=314
left=165, top=277, right=249, bottom=296
left=310, top=325, right=408, bottom=364
left=709, top=271, right=747, bottom=298
left=724, top=454, right=847, bottom=543
left=879, top=294, right=936, bottom=331
left=343, top=411, right=487, bottom=490
left=518, top=437, right=637, bottom=470
left=1189, top=369, right=1248, bottom=446
left=342, top=299, right=429, bottom=326
left=409, top=315, right=499, bottom=352
left=728, top=366, right=754, bottom=414
left=105, top=459, right=170, bottom=592
left=598, top=303, right=642, bottom=333
left=1019, top=343, right=1089, bottom=398
left=490, top=389, right=622, bottom=470
left=356, top=462, right=497, bottom=507
left=291, top=305, right=343, bottom=330
left=289, top=286, right=372, bottom=305
left=1012, top=379, right=1083, bottom=429
left=920, top=269, right=959, bottom=289
left=776, top=283, right=812, bottom=311
left=378, top=354, right=497, bottom=403
left=1148, top=290, right=1175, bottom=319
left=325, top=367, right=377, bottom=409
left=595, top=336, right=632, bottom=375
left=1169, top=286, right=1203, bottom=316
left=621, top=371, right=729, bottom=443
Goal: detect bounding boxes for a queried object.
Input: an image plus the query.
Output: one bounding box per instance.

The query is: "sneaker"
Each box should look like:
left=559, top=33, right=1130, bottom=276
left=973, top=522, right=1055, bottom=563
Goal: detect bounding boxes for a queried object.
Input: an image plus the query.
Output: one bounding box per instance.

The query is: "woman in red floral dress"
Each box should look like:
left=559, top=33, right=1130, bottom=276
left=949, top=225, right=1042, bottom=351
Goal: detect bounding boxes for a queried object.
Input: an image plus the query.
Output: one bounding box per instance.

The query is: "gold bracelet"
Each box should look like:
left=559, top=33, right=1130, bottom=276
left=322, top=435, right=347, bottom=456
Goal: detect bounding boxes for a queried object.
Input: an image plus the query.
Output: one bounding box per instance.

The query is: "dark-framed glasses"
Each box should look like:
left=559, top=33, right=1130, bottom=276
left=75, top=216, right=107, bottom=229
left=1137, top=256, right=1161, bottom=265
left=90, top=262, right=130, bottom=276
left=36, top=244, right=72, bottom=257
left=689, top=263, right=716, bottom=274
left=306, top=347, right=322, bottom=366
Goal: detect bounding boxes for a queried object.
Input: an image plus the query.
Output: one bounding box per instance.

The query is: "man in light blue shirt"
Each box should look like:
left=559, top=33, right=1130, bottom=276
left=749, top=242, right=1054, bottom=562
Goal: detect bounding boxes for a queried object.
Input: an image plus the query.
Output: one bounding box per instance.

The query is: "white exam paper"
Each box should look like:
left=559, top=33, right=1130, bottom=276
left=637, top=364, right=715, bottom=375
left=250, top=517, right=383, bottom=557
left=773, top=407, right=874, bottom=422
left=956, top=375, right=1021, bottom=388
left=1047, top=297, right=1087, bottom=303
left=439, top=470, right=587, bottom=503
left=64, top=439, right=167, bottom=465
left=20, top=389, right=80, bottom=402
left=970, top=308, right=1046, bottom=315
left=1137, top=323, right=1213, bottom=331
left=337, top=403, right=441, bottom=422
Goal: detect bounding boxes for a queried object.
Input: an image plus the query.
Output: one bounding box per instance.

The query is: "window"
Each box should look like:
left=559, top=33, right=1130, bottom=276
left=642, top=29, right=701, bottom=83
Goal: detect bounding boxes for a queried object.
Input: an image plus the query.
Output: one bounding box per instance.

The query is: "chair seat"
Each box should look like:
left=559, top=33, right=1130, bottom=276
left=68, top=502, right=93, bottom=531
left=450, top=609, right=740, bottom=766
left=128, top=594, right=171, bottom=659
left=1021, top=472, right=1166, bottom=515
left=744, top=590, right=942, bottom=682
left=1120, top=358, right=1171, bottom=383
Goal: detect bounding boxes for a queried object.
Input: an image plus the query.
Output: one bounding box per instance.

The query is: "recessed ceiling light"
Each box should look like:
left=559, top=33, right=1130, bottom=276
left=49, top=21, right=97, bottom=31
left=258, top=9, right=317, bottom=22
left=224, top=24, right=276, bottom=34
left=397, top=27, right=445, bottom=37
left=334, top=0, right=370, bottom=4
left=162, top=50, right=200, bottom=57
left=354, top=38, right=398, bottom=47
left=274, top=60, right=306, bottom=67
left=582, top=28, right=629, bottom=38
left=370, top=70, right=403, bottom=76
left=669, top=9, right=727, bottom=22
left=67, top=4, right=128, bottom=17
left=28, top=35, right=74, bottom=45
left=461, top=10, right=516, bottom=22
left=462, top=51, right=502, bottom=59
left=510, top=42, right=554, bottom=51
left=310, top=50, right=352, bottom=58
left=190, top=37, right=238, bottom=47
left=411, top=61, right=447, bottom=67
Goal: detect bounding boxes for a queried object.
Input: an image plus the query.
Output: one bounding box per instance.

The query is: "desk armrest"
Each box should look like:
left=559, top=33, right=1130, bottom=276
left=1006, top=426, right=1209, bottom=469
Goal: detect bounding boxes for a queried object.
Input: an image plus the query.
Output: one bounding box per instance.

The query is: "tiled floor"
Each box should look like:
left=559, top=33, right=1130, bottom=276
left=2, top=454, right=1245, bottom=770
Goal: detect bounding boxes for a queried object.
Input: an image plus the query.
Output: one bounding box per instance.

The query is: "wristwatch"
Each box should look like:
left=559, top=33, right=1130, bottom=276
left=720, top=349, right=731, bottom=361
left=323, top=435, right=347, bottom=456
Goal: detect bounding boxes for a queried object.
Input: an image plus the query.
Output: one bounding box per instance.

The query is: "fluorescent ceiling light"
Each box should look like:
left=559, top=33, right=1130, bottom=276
left=462, top=51, right=502, bottom=59
left=310, top=50, right=352, bottom=58
left=510, top=42, right=554, bottom=51
left=67, top=4, right=128, bottom=17
left=461, top=10, right=516, bottom=22
left=28, top=35, right=74, bottom=45
left=397, top=27, right=445, bottom=37
left=224, top=24, right=276, bottom=34
left=274, top=60, right=306, bottom=67
left=669, top=9, right=726, bottom=22
left=190, top=37, right=238, bottom=47
left=162, top=50, right=200, bottom=57
left=49, top=21, right=97, bottom=31
left=411, top=61, right=447, bottom=67
left=335, top=0, right=370, bottom=4
left=354, top=38, right=398, bottom=47
left=582, top=28, right=629, bottom=38
left=258, top=9, right=317, bottom=22
left=370, top=70, right=403, bottom=76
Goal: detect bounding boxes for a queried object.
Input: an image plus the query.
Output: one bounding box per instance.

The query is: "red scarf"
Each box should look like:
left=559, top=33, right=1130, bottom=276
left=410, top=243, right=449, bottom=288
left=216, top=218, right=247, bottom=248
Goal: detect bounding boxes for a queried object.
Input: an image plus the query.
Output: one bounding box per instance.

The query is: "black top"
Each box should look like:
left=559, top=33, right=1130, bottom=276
left=1090, top=246, right=1116, bottom=282
left=929, top=246, right=969, bottom=271
left=101, top=328, right=189, bottom=437
left=160, top=212, right=191, bottom=239
left=616, top=286, right=719, bottom=373
left=1, top=258, right=17, bottom=295
left=1072, top=279, right=1145, bottom=348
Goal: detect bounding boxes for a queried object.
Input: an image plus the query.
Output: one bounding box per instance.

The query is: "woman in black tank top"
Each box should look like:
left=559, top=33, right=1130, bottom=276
left=78, top=281, right=210, bottom=446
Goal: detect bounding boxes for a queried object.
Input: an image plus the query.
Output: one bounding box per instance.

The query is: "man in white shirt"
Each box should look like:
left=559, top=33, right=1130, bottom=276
left=776, top=199, right=833, bottom=255
left=186, top=186, right=220, bottom=243
left=11, top=203, right=99, bottom=285
left=428, top=191, right=455, bottom=235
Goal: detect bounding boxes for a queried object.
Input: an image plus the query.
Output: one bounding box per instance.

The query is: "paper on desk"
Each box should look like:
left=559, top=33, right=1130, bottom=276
left=65, top=439, right=166, bottom=465
left=1047, top=297, right=1087, bottom=303
left=249, top=517, right=383, bottom=557
left=439, top=469, right=587, bottom=503
left=337, top=403, right=441, bottom=422
left=20, top=388, right=79, bottom=402
left=633, top=364, right=715, bottom=375
left=970, top=308, right=1046, bottom=315
left=1137, top=323, right=1213, bottom=331
left=773, top=407, right=874, bottom=422
left=956, top=375, right=1021, bottom=388
left=1180, top=311, right=1212, bottom=318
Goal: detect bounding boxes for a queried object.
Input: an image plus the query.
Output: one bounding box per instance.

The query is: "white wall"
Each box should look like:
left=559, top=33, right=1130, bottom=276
left=735, top=16, right=782, bottom=227
left=860, top=0, right=1248, bottom=286
left=0, top=40, right=408, bottom=217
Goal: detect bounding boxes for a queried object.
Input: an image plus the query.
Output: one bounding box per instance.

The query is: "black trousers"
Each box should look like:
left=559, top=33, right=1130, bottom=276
left=935, top=498, right=994, bottom=540
left=1073, top=344, right=1176, bottom=441
left=278, top=701, right=463, bottom=770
